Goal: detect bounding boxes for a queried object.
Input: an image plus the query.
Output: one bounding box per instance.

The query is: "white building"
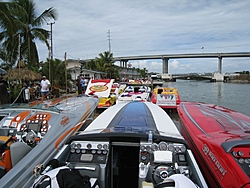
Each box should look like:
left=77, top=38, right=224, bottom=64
left=66, top=59, right=106, bottom=80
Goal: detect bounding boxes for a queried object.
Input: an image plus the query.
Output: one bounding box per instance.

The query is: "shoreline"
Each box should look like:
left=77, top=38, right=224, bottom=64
left=226, top=79, right=250, bottom=83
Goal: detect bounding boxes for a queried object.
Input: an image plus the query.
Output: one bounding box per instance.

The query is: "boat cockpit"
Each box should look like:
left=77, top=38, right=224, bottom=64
left=33, top=131, right=206, bottom=188
left=32, top=102, right=207, bottom=188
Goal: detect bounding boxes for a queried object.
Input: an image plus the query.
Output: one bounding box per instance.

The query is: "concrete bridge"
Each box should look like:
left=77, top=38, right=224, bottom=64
left=113, top=52, right=250, bottom=74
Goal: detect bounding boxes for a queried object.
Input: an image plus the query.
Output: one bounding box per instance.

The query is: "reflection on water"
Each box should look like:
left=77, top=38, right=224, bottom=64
left=165, top=80, right=250, bottom=116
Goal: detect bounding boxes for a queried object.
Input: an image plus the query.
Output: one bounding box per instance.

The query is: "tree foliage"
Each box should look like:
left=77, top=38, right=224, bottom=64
left=0, top=0, right=57, bottom=69
left=85, top=51, right=120, bottom=79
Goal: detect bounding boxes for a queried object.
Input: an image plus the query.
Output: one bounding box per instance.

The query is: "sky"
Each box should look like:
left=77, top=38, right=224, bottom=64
left=34, top=0, right=250, bottom=74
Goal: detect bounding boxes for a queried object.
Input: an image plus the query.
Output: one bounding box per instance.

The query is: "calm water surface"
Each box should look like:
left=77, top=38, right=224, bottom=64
left=165, top=80, right=250, bottom=116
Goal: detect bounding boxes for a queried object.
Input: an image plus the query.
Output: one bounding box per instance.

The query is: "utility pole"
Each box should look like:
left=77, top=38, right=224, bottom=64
left=47, top=22, right=55, bottom=81
left=64, top=52, right=68, bottom=94
left=18, top=33, right=21, bottom=78
left=64, top=52, right=67, bottom=94
left=107, top=30, right=111, bottom=52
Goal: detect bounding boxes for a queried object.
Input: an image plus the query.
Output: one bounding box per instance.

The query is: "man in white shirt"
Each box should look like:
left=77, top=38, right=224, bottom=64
left=40, top=76, right=51, bottom=101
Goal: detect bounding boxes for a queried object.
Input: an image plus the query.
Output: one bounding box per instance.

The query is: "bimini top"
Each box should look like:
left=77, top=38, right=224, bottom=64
left=76, top=101, right=183, bottom=140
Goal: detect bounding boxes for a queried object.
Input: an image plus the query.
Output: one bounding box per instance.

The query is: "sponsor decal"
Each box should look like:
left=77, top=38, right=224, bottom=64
left=90, top=85, right=108, bottom=92
left=61, top=116, right=69, bottom=126
left=202, top=144, right=227, bottom=179
left=156, top=94, right=176, bottom=106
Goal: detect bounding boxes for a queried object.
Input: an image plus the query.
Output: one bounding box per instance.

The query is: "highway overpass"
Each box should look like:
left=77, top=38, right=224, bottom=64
left=112, top=52, right=250, bottom=74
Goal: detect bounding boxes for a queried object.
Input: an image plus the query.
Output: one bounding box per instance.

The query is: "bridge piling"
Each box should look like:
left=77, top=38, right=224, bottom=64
left=120, top=60, right=128, bottom=68
left=162, top=58, right=169, bottom=73
left=218, top=56, right=222, bottom=73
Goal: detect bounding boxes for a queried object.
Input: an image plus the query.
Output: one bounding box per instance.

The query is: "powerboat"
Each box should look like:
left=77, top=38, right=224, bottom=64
left=0, top=95, right=99, bottom=187
left=85, top=79, right=117, bottom=108
left=116, top=83, right=152, bottom=104
left=117, top=82, right=128, bottom=95
left=178, top=102, right=250, bottom=188
left=151, top=87, right=181, bottom=109
left=151, top=74, right=164, bottom=88
left=31, top=101, right=208, bottom=188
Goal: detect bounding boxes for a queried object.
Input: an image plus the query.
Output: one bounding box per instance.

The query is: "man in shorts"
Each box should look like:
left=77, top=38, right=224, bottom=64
left=40, top=76, right=51, bottom=101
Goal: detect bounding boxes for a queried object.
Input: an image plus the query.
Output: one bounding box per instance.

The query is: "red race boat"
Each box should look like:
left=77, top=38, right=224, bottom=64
left=178, top=102, right=250, bottom=188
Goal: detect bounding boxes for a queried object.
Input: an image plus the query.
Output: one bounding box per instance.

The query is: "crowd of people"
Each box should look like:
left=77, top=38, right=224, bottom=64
left=1, top=74, right=154, bottom=104
left=16, top=76, right=51, bottom=102
left=0, top=75, right=52, bottom=103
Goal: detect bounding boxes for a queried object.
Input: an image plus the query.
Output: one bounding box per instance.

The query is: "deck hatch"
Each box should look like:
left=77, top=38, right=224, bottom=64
left=107, top=102, right=157, bottom=131
left=117, top=117, right=146, bottom=127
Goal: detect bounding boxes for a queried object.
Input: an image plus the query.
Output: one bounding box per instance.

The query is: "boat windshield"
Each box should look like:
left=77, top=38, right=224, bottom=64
left=80, top=126, right=180, bottom=138
left=0, top=102, right=61, bottom=113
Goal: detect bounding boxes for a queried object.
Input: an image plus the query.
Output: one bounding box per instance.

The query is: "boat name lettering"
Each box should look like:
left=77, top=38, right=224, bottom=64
left=202, top=144, right=227, bottom=177
left=202, top=144, right=209, bottom=155
left=61, top=116, right=69, bottom=126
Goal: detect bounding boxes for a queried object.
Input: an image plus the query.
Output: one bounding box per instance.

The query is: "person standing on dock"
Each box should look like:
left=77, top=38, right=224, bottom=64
left=40, top=76, right=51, bottom=101
left=80, top=76, right=86, bottom=94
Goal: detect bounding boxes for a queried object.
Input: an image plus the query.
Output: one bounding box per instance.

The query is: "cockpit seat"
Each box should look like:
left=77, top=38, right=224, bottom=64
left=125, top=89, right=133, bottom=92
left=139, top=90, right=145, bottom=92
left=0, top=136, right=23, bottom=176
left=155, top=174, right=198, bottom=188
left=89, top=178, right=99, bottom=188
left=0, top=166, right=6, bottom=179
left=10, top=141, right=32, bottom=167
left=0, top=140, right=5, bottom=148
left=32, top=166, right=100, bottom=188
left=125, top=86, right=133, bottom=92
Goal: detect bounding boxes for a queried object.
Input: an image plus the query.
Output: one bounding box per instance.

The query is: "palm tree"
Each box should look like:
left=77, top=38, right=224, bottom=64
left=0, top=0, right=57, bottom=69
left=85, top=59, right=96, bottom=70
left=0, top=2, right=17, bottom=67
left=96, top=51, right=116, bottom=78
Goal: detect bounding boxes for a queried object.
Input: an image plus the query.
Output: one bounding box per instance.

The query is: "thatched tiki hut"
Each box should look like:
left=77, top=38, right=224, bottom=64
left=7, top=61, right=42, bottom=82
left=5, top=61, right=42, bottom=102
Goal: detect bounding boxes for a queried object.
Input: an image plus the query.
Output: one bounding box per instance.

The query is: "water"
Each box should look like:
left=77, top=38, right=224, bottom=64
left=164, top=80, right=250, bottom=116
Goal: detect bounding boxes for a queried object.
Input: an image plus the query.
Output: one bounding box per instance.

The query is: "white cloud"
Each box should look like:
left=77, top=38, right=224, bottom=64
left=34, top=0, right=250, bottom=73
left=170, top=60, right=180, bottom=70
